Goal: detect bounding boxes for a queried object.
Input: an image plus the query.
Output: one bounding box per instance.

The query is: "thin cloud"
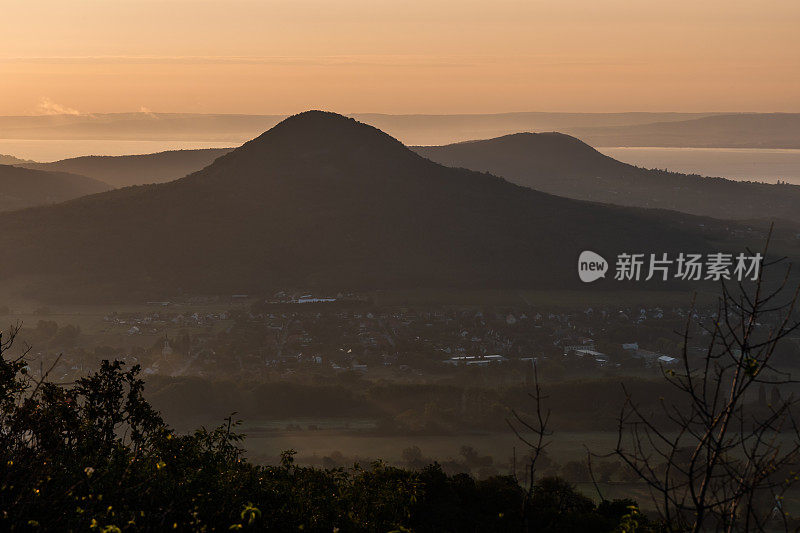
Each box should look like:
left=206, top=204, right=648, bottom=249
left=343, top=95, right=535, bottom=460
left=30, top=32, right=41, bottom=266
left=36, top=97, right=82, bottom=116
left=2, top=55, right=481, bottom=68
left=0, top=54, right=658, bottom=70
left=139, top=106, right=158, bottom=118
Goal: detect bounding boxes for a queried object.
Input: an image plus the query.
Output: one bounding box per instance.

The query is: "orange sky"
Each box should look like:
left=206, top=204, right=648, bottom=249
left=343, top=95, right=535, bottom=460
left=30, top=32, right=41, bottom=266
left=1, top=0, right=798, bottom=115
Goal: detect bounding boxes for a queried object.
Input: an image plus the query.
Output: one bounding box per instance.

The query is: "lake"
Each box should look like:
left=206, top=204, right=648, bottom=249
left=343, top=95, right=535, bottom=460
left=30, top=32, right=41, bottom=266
left=3, top=139, right=800, bottom=186
left=599, top=146, right=800, bottom=185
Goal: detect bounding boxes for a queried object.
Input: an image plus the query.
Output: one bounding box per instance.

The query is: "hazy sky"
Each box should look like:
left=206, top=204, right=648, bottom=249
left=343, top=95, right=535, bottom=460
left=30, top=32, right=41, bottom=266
left=1, top=0, right=798, bottom=115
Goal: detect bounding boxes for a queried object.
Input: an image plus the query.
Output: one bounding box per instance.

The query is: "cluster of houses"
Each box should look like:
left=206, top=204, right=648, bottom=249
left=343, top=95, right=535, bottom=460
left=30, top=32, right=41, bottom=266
left=104, top=310, right=230, bottom=336
left=198, top=303, right=694, bottom=376
left=37, top=297, right=723, bottom=379
left=564, top=340, right=678, bottom=367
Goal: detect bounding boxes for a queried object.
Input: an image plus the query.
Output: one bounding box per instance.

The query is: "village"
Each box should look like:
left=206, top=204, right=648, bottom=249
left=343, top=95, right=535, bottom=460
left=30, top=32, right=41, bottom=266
left=11, top=291, right=781, bottom=384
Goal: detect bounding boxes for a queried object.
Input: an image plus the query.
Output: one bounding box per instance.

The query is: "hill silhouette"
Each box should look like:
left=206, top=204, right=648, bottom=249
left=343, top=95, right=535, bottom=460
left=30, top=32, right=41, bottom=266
left=0, top=112, right=744, bottom=301
left=24, top=148, right=234, bottom=188
left=0, top=165, right=110, bottom=212
left=414, top=133, right=800, bottom=224
left=18, top=131, right=796, bottom=225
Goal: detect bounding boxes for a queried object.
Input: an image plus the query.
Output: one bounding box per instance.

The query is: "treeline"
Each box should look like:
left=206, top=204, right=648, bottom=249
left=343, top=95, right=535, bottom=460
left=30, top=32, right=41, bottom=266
left=144, top=375, right=684, bottom=433
left=298, top=444, right=643, bottom=487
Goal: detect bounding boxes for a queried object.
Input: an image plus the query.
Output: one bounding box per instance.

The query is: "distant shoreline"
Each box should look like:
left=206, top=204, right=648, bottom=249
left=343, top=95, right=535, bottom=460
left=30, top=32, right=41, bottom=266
left=598, top=146, right=800, bottom=185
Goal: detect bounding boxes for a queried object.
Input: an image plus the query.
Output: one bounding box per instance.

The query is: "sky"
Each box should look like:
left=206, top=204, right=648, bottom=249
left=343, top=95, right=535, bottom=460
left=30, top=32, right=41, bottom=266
left=1, top=0, right=798, bottom=115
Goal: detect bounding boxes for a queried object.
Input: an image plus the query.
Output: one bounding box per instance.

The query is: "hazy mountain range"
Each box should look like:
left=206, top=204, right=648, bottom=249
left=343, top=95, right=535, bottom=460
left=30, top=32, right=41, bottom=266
left=23, top=149, right=233, bottom=188
left=414, top=133, right=800, bottom=224
left=2, top=111, right=798, bottom=147
left=569, top=114, right=800, bottom=149
left=0, top=111, right=748, bottom=302
left=14, top=128, right=800, bottom=225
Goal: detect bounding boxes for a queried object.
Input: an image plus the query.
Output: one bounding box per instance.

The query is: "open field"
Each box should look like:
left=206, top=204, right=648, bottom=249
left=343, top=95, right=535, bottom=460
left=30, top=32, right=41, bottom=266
left=242, top=426, right=619, bottom=466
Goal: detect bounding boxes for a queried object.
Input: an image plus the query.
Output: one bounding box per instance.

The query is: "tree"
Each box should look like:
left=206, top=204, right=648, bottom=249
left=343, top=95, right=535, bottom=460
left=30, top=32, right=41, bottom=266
left=507, top=360, right=552, bottom=498
left=613, top=231, right=800, bottom=531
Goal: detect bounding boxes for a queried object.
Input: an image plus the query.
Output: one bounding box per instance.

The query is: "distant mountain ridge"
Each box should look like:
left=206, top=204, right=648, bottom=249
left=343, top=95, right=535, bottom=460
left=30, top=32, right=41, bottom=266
left=0, top=111, right=739, bottom=302
left=572, top=113, right=800, bottom=149
left=414, top=133, right=800, bottom=224
left=0, top=165, right=110, bottom=212
left=23, top=148, right=234, bottom=188
left=13, top=128, right=799, bottom=226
